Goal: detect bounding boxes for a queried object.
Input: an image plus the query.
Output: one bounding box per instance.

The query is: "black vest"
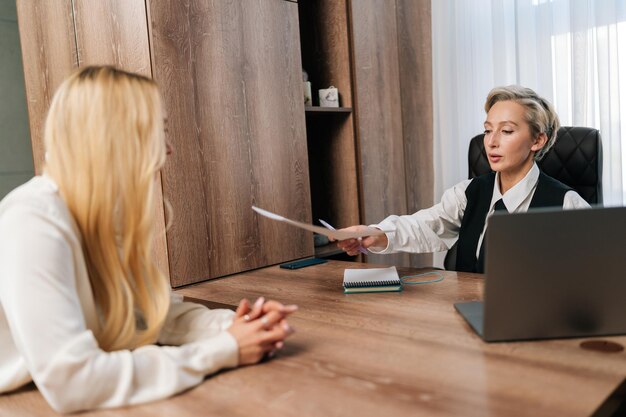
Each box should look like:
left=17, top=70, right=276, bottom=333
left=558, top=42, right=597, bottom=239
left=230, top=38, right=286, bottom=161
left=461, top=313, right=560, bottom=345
left=455, top=171, right=572, bottom=273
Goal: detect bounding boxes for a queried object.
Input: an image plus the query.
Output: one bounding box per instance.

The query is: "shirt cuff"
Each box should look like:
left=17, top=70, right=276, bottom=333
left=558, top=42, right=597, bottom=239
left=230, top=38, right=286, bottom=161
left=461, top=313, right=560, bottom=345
left=197, top=330, right=239, bottom=369
left=366, top=220, right=397, bottom=254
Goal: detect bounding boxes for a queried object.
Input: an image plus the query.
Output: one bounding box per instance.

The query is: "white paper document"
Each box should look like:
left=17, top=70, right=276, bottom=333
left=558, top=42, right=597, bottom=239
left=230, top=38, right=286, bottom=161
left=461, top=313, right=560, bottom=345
left=251, top=206, right=391, bottom=240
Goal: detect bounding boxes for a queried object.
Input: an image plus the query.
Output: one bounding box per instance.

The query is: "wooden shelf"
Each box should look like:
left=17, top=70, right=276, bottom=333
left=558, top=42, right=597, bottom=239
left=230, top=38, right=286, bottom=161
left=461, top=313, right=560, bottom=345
left=305, top=106, right=352, bottom=113
left=314, top=243, right=344, bottom=258
left=299, top=1, right=360, bottom=249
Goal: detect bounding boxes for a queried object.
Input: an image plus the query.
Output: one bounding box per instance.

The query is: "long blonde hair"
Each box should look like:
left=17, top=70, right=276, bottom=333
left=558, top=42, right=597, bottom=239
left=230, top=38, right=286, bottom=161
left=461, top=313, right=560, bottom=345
left=44, top=66, right=170, bottom=351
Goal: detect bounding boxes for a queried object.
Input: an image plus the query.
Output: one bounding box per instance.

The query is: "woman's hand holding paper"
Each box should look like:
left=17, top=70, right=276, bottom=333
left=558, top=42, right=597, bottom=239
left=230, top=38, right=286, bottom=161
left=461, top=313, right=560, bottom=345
left=333, top=225, right=388, bottom=256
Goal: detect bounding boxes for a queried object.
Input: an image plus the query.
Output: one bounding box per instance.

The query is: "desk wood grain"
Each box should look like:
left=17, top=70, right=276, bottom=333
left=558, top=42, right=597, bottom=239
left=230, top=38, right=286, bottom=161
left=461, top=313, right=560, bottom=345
left=2, top=261, right=624, bottom=416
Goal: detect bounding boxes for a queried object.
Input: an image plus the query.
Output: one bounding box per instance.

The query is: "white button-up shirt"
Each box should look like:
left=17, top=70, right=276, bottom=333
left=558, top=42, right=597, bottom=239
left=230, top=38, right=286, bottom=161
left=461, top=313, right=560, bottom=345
left=0, top=176, right=239, bottom=413
left=371, top=164, right=590, bottom=256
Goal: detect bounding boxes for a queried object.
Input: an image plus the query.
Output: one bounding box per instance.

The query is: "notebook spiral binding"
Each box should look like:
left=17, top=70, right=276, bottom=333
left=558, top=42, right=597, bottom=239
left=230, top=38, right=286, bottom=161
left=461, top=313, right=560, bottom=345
left=344, top=280, right=400, bottom=288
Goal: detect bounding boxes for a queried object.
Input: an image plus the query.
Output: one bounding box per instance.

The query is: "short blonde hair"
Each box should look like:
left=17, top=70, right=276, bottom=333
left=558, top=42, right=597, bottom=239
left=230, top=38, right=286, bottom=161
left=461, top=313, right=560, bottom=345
left=44, top=66, right=170, bottom=351
left=485, top=85, right=560, bottom=161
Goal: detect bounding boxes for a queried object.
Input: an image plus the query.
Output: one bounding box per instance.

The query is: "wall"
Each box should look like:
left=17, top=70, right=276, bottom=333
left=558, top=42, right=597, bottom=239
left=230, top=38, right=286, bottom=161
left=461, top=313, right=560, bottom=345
left=0, top=1, right=33, bottom=199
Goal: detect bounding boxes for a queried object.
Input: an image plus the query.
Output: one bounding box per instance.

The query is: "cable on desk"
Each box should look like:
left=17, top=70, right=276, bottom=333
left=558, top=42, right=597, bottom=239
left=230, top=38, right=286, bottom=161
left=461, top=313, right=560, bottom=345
left=400, top=271, right=444, bottom=285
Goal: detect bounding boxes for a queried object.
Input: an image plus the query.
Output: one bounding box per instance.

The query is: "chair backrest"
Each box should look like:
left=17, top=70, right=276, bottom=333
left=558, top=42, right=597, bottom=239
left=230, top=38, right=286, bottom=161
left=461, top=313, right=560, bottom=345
left=445, top=126, right=603, bottom=270
left=468, top=126, right=603, bottom=204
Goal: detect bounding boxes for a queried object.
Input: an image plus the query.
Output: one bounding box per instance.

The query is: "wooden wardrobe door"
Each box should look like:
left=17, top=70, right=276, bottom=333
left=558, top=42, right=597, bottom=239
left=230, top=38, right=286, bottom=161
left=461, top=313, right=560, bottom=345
left=396, top=0, right=434, bottom=215
left=395, top=0, right=434, bottom=267
left=148, top=0, right=312, bottom=286
left=71, top=0, right=151, bottom=72
left=350, top=1, right=410, bottom=267
left=71, top=0, right=170, bottom=279
left=17, top=0, right=169, bottom=278
left=16, top=1, right=77, bottom=172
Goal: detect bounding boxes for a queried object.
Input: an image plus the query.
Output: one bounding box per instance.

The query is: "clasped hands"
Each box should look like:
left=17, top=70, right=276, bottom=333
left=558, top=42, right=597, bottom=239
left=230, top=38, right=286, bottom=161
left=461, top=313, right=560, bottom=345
left=227, top=297, right=297, bottom=365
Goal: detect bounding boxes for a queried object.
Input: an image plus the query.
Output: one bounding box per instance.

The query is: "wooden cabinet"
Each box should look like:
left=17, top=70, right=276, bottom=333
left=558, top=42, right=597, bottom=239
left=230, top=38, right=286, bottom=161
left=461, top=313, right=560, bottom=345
left=298, top=0, right=434, bottom=267
left=17, top=0, right=433, bottom=288
left=350, top=0, right=433, bottom=268
left=350, top=0, right=409, bottom=267
left=18, top=0, right=312, bottom=287
left=395, top=0, right=434, bottom=267
left=147, top=0, right=312, bottom=286
left=351, top=0, right=433, bottom=266
left=17, top=0, right=170, bottom=277
left=297, top=1, right=360, bottom=259
left=16, top=1, right=76, bottom=172
left=17, top=0, right=155, bottom=185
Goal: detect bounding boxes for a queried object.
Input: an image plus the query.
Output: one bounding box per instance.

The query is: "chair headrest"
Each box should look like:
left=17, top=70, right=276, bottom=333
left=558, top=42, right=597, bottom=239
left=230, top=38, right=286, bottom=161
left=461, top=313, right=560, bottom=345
left=467, top=126, right=603, bottom=204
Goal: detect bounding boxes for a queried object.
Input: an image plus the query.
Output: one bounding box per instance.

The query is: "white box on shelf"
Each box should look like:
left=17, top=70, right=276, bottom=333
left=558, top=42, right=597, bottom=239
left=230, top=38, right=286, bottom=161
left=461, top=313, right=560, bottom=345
left=319, top=86, right=339, bottom=107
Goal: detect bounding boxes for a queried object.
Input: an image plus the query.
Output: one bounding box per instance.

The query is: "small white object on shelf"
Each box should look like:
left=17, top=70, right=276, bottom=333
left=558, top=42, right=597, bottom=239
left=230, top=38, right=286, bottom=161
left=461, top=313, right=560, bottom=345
left=303, top=81, right=312, bottom=106
left=319, top=86, right=339, bottom=107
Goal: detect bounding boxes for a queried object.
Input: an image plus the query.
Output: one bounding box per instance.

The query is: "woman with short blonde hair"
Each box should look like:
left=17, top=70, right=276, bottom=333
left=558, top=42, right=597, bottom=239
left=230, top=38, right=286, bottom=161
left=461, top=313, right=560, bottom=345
left=484, top=85, right=561, bottom=161
left=0, top=66, right=296, bottom=413
left=336, top=85, right=589, bottom=272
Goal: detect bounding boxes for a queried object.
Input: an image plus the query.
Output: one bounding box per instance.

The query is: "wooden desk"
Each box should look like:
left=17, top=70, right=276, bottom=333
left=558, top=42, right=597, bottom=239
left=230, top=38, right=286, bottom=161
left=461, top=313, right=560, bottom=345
left=2, top=261, right=625, bottom=416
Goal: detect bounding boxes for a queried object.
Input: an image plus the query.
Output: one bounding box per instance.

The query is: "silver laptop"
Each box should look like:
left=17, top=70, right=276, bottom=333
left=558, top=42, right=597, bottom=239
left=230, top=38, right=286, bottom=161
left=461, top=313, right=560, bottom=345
left=455, top=206, right=626, bottom=342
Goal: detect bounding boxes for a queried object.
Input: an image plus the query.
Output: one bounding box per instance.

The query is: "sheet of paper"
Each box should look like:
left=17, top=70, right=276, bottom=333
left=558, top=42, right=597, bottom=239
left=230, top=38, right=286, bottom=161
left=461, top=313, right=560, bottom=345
left=343, top=266, right=400, bottom=285
left=252, top=206, right=391, bottom=240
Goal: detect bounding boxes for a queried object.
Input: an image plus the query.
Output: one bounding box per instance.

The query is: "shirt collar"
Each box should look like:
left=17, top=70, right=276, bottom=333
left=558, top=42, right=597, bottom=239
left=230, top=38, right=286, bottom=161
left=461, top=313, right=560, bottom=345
left=491, top=163, right=539, bottom=212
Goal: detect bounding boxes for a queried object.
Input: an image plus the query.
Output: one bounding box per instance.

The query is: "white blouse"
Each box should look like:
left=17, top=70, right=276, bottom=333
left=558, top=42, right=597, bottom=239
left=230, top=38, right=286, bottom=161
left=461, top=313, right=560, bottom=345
left=371, top=164, right=591, bottom=255
left=0, top=176, right=239, bottom=413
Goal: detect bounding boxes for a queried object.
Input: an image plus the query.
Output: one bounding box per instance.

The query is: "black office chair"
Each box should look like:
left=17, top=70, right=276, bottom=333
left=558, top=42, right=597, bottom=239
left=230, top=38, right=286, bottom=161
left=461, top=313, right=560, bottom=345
left=445, top=126, right=603, bottom=270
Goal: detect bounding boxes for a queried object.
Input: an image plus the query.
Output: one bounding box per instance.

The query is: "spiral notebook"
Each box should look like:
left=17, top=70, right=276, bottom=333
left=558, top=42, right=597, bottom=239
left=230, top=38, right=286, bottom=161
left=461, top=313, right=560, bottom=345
left=343, top=266, right=402, bottom=294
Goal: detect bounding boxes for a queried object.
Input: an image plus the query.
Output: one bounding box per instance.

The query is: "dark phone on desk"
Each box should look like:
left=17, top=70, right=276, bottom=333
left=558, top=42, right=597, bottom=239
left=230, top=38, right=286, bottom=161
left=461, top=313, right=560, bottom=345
left=280, top=258, right=327, bottom=269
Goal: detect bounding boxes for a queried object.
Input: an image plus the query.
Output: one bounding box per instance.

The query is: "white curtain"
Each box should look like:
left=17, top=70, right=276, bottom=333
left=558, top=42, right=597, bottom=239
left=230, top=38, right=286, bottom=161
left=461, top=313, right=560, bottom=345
left=432, top=0, right=626, bottom=207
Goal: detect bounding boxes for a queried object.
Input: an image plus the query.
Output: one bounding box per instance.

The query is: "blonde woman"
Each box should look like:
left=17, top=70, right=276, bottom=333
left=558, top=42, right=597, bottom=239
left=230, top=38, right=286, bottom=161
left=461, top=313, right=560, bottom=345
left=336, top=86, right=590, bottom=272
left=0, top=66, right=296, bottom=413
